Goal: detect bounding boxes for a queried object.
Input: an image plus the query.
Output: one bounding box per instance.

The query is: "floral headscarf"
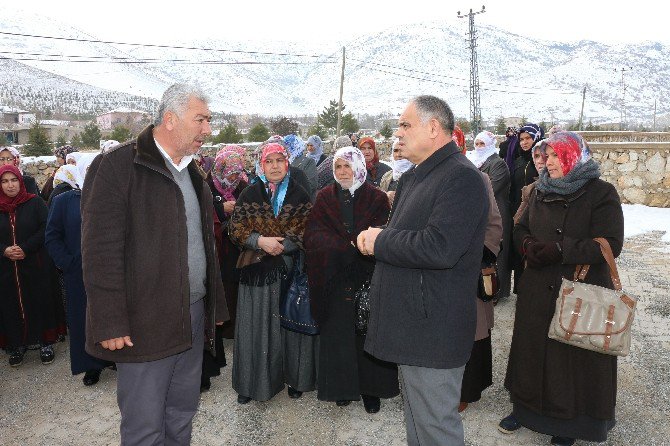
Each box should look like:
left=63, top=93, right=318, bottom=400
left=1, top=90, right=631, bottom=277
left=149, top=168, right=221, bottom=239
left=53, top=145, right=78, bottom=161
left=332, top=146, right=367, bottom=196
left=306, top=135, right=323, bottom=164
left=467, top=131, right=498, bottom=168
left=283, top=134, right=305, bottom=163
left=0, top=165, right=35, bottom=213
left=212, top=145, right=248, bottom=200
left=1, top=146, right=21, bottom=167
left=53, top=165, right=82, bottom=189
left=452, top=126, right=466, bottom=154
left=258, top=143, right=290, bottom=216
left=538, top=131, right=591, bottom=176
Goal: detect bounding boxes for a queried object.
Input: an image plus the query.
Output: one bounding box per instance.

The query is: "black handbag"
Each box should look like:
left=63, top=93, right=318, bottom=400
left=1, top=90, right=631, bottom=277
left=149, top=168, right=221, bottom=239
left=477, top=247, right=500, bottom=302
left=279, top=251, right=319, bottom=335
left=354, top=279, right=371, bottom=335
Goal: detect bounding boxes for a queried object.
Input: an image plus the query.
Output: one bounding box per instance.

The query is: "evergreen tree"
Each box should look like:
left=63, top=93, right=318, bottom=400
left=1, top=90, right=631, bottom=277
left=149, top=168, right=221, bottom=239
left=0, top=132, right=9, bottom=146
left=341, top=112, right=360, bottom=134
left=109, top=125, right=133, bottom=143
left=380, top=122, right=394, bottom=139
left=317, top=100, right=344, bottom=130
left=71, top=133, right=83, bottom=148
left=306, top=122, right=328, bottom=140
left=270, top=116, right=299, bottom=136
left=247, top=123, right=270, bottom=142
left=55, top=133, right=68, bottom=147
left=214, top=123, right=244, bottom=144
left=80, top=122, right=102, bottom=149
left=23, top=121, right=52, bottom=156
left=495, top=116, right=507, bottom=135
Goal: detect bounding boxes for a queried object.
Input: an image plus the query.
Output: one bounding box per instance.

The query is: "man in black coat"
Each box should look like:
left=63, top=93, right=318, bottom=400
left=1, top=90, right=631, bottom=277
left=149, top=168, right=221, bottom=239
left=357, top=95, right=489, bottom=446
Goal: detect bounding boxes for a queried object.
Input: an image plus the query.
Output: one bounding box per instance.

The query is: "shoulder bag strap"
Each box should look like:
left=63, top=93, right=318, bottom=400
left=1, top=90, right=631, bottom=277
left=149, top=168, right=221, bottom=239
left=593, top=237, right=622, bottom=291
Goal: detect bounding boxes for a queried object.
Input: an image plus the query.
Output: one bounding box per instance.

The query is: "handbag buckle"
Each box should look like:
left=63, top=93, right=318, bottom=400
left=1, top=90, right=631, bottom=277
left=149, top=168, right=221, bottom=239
left=571, top=310, right=581, bottom=316
left=605, top=319, right=615, bottom=325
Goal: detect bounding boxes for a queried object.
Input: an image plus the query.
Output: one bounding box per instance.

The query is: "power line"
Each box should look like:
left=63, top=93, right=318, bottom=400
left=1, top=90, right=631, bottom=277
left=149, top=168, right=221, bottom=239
left=0, top=55, right=335, bottom=65
left=0, top=31, right=337, bottom=60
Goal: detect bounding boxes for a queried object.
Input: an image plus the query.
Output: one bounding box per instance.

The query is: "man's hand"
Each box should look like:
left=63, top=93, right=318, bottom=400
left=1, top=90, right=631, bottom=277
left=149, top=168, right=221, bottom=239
left=223, top=201, right=236, bottom=214
left=356, top=227, right=383, bottom=256
left=258, top=236, right=285, bottom=256
left=100, top=336, right=133, bottom=351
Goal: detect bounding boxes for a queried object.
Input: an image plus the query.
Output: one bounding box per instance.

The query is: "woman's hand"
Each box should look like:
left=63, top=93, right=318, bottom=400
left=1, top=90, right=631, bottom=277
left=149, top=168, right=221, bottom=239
left=4, top=245, right=25, bottom=260
left=526, top=241, right=562, bottom=269
left=258, top=236, right=285, bottom=256
left=223, top=201, right=236, bottom=214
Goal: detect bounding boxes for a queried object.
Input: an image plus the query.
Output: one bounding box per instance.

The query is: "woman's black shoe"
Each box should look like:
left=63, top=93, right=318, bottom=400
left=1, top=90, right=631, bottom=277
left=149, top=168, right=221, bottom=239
left=336, top=400, right=351, bottom=407
left=83, top=369, right=101, bottom=386
left=362, top=395, right=380, bottom=414
left=200, top=377, right=211, bottom=393
left=8, top=349, right=25, bottom=367
left=237, top=395, right=251, bottom=404
left=550, top=436, right=575, bottom=446
left=287, top=386, right=303, bottom=399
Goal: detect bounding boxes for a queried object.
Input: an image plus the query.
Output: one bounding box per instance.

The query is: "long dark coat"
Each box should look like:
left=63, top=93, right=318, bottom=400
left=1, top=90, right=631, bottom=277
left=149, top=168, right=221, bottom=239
left=81, top=125, right=228, bottom=363
left=0, top=197, right=66, bottom=349
left=505, top=178, right=624, bottom=422
left=305, top=182, right=398, bottom=401
left=364, top=142, right=489, bottom=369
left=479, top=154, right=512, bottom=297
left=45, top=190, right=109, bottom=374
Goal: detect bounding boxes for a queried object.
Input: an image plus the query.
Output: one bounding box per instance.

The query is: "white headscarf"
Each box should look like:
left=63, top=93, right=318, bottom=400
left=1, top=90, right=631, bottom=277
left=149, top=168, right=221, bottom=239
left=66, top=152, right=83, bottom=165
left=467, top=131, right=498, bottom=168
left=332, top=146, right=367, bottom=196
left=53, top=165, right=82, bottom=189
left=76, top=153, right=98, bottom=189
left=389, top=138, right=414, bottom=181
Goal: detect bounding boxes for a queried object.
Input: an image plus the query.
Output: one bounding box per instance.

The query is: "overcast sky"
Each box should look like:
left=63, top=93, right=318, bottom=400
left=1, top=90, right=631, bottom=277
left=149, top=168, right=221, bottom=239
left=14, top=0, right=670, bottom=45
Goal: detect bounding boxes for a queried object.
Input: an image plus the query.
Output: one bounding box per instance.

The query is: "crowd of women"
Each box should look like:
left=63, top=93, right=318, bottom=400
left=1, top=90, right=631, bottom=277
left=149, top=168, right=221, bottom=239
left=0, top=122, right=624, bottom=445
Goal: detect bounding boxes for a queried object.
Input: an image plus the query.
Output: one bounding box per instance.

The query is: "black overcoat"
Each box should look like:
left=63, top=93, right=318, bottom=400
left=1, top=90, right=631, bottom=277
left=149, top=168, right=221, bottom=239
left=505, top=178, right=624, bottom=421
left=364, top=141, right=489, bottom=369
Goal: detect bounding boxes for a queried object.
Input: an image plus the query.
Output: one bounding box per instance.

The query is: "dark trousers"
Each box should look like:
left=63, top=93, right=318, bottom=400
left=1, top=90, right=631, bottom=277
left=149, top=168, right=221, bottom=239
left=116, top=299, right=205, bottom=446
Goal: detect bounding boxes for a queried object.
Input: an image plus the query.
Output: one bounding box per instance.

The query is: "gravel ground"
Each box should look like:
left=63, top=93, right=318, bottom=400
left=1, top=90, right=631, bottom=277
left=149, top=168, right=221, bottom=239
left=0, top=232, right=668, bottom=446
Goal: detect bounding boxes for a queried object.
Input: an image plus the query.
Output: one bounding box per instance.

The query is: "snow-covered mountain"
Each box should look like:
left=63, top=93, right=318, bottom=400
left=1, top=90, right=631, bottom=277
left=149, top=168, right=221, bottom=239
left=2, top=12, right=668, bottom=124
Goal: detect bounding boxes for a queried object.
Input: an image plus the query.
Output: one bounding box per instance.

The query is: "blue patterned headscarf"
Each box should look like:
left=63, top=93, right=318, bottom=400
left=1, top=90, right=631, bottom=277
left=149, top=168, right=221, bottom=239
left=306, top=135, right=323, bottom=164
left=518, top=123, right=545, bottom=144
left=283, top=134, right=305, bottom=163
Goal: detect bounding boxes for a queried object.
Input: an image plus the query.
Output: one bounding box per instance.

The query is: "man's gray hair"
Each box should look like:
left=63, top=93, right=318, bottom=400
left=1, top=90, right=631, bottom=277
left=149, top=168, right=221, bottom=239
left=411, top=95, right=455, bottom=134
left=154, top=83, right=209, bottom=126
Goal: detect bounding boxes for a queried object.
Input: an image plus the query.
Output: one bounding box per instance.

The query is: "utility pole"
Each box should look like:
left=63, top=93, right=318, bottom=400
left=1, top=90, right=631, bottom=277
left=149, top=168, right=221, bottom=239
left=458, top=6, right=485, bottom=134
left=653, top=99, right=657, bottom=131
left=578, top=86, right=587, bottom=131
left=336, top=47, right=346, bottom=137
left=614, top=66, right=632, bottom=131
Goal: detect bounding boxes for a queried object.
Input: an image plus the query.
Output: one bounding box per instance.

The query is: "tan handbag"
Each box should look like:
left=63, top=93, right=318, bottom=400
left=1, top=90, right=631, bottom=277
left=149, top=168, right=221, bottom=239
left=548, top=238, right=637, bottom=356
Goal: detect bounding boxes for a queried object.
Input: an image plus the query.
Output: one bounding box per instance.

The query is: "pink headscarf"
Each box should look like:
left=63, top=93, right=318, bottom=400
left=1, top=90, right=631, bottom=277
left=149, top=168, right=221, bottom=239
left=211, top=145, right=248, bottom=201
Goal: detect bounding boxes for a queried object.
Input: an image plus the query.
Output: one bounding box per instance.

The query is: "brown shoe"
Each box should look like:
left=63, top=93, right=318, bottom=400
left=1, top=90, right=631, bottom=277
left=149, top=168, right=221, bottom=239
left=458, top=402, right=468, bottom=413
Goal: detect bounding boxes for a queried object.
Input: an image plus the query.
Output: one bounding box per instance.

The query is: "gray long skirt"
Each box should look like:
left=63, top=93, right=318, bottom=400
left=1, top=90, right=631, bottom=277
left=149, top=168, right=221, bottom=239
left=232, top=262, right=318, bottom=402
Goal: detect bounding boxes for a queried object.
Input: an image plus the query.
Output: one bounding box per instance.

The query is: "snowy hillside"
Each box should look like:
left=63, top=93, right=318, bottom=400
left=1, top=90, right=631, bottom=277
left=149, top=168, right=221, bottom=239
left=1, top=12, right=668, bottom=123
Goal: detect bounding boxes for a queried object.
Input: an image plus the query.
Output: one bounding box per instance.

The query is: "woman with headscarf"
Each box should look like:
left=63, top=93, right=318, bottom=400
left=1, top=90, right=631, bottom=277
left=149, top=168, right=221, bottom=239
left=42, top=145, right=79, bottom=201
left=45, top=155, right=111, bottom=385
left=508, top=123, right=544, bottom=292
left=0, top=146, right=40, bottom=196
left=306, top=135, right=327, bottom=166
left=316, top=135, right=352, bottom=190
left=458, top=171, right=502, bottom=413
left=468, top=131, right=512, bottom=300
left=357, top=137, right=391, bottom=187
left=499, top=126, right=519, bottom=172
left=305, top=147, right=398, bottom=413
left=49, top=154, right=98, bottom=206
left=1, top=165, right=66, bottom=366
left=499, top=132, right=623, bottom=446
left=229, top=142, right=316, bottom=404
left=284, top=134, right=317, bottom=199
left=379, top=139, right=413, bottom=206
left=199, top=145, right=249, bottom=392
left=452, top=125, right=467, bottom=154
left=514, top=140, right=547, bottom=225
left=260, top=136, right=312, bottom=198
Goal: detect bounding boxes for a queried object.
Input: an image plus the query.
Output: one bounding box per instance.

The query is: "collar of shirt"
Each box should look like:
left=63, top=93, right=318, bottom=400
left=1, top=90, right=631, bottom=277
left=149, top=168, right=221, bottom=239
left=154, top=138, right=193, bottom=172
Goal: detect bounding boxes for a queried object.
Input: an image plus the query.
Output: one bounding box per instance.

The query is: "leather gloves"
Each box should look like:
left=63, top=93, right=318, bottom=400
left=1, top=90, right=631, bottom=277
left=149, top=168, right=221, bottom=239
left=526, top=241, right=563, bottom=269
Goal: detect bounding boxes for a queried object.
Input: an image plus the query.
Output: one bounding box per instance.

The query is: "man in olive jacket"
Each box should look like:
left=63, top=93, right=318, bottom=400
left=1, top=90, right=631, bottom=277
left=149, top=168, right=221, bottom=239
left=358, top=96, right=489, bottom=446
left=81, top=84, right=228, bottom=445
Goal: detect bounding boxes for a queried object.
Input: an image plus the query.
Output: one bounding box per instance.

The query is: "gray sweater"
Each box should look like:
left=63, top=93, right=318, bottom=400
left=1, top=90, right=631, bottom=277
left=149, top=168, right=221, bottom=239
left=166, top=161, right=207, bottom=303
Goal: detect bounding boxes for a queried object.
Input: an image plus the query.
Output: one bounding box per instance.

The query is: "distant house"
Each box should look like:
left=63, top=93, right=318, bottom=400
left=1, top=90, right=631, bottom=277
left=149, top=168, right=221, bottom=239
left=0, top=105, right=36, bottom=125
left=96, top=108, right=150, bottom=131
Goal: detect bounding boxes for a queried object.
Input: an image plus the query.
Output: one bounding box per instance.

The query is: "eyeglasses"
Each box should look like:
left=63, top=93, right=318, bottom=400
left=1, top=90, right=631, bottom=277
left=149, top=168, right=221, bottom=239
left=0, top=157, right=16, bottom=162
